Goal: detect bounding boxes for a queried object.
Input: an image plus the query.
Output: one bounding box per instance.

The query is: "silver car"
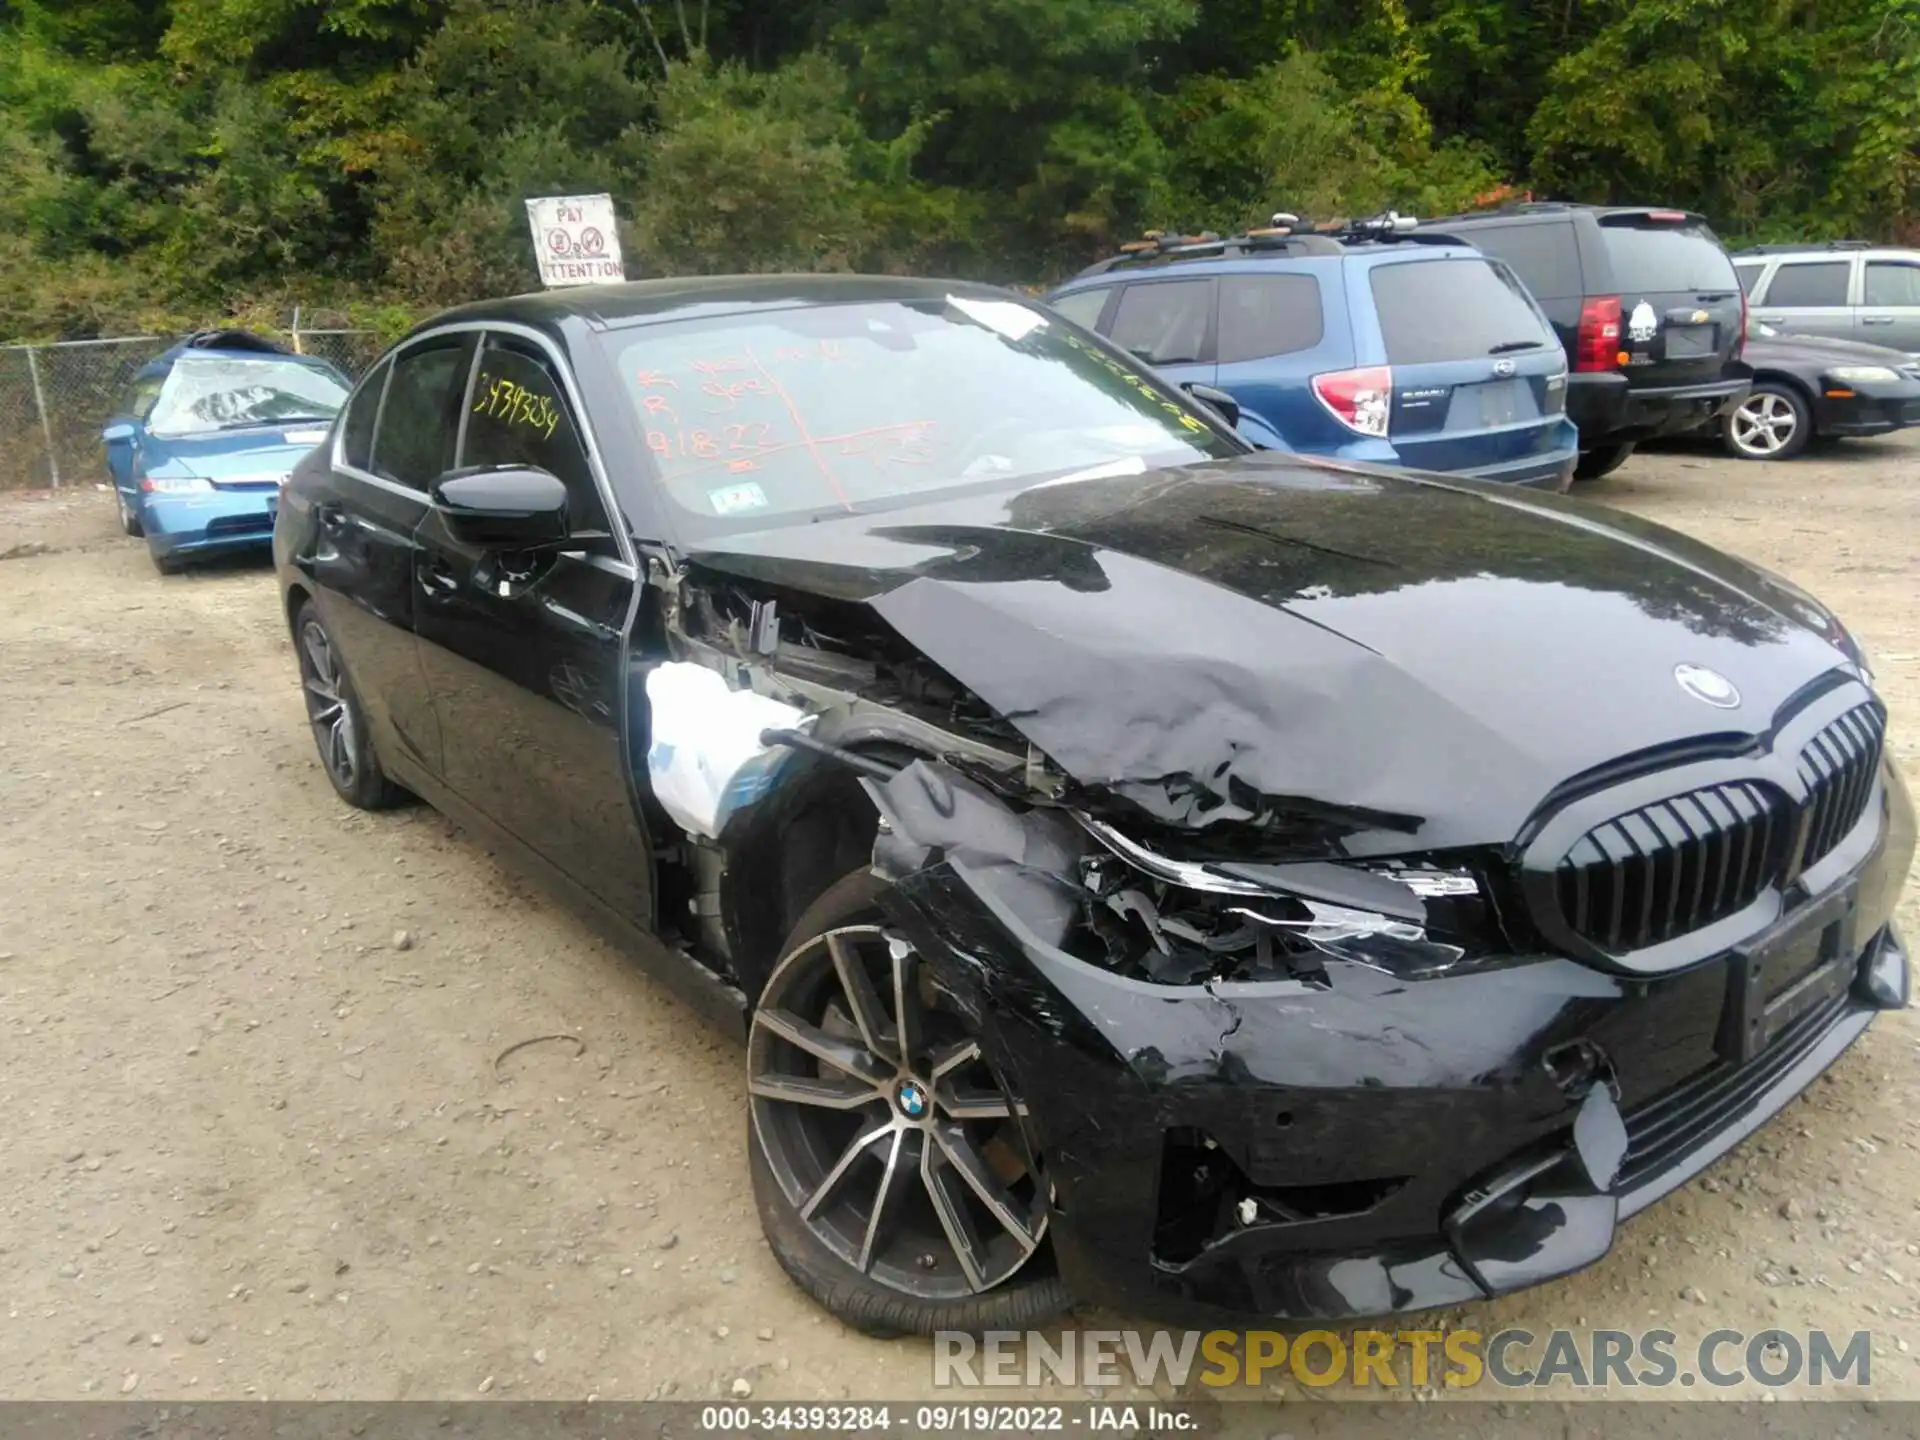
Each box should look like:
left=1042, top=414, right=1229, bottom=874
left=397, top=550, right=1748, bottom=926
left=1735, top=242, right=1920, bottom=357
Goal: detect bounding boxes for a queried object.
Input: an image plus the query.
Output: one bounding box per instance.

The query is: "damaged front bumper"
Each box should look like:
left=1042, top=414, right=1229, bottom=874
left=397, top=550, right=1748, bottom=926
left=865, top=761, right=1913, bottom=1325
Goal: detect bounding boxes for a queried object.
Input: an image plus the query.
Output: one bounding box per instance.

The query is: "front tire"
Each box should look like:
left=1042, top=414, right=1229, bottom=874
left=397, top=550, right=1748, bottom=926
left=747, top=868, right=1071, bottom=1337
left=1572, top=442, right=1635, bottom=481
left=292, top=600, right=407, bottom=810
left=1724, top=383, right=1812, bottom=460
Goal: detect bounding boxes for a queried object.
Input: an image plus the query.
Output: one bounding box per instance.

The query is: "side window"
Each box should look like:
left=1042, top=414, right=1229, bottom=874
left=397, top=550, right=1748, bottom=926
left=1462, top=222, right=1581, bottom=300
left=339, top=357, right=389, bottom=472
left=1735, top=262, right=1766, bottom=295
left=460, top=336, right=609, bottom=531
left=1217, top=274, right=1324, bottom=363
left=1049, top=288, right=1111, bottom=331
left=1864, top=260, right=1920, bottom=307
left=1108, top=280, right=1212, bottom=365
left=1761, top=261, right=1850, bottom=307
left=371, top=339, right=470, bottom=489
left=126, top=375, right=165, bottom=420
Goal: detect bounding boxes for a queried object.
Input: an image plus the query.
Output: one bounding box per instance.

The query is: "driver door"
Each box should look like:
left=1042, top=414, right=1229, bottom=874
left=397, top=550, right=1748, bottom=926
left=411, top=329, right=653, bottom=929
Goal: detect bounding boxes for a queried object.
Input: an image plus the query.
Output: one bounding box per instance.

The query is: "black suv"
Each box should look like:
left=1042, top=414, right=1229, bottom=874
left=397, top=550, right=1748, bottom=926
left=1416, top=204, right=1753, bottom=479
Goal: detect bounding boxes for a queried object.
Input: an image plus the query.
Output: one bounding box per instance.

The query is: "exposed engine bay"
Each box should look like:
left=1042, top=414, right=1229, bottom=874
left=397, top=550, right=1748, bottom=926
left=652, top=566, right=1519, bottom=997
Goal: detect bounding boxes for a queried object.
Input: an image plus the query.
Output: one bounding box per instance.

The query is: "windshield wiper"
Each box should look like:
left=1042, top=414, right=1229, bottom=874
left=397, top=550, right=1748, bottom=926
left=213, top=415, right=334, bottom=431
left=1487, top=339, right=1546, bottom=355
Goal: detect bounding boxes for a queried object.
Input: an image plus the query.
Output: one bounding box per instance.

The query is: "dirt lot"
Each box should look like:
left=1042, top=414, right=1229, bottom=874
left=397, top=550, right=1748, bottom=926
left=2, top=437, right=1918, bottom=1409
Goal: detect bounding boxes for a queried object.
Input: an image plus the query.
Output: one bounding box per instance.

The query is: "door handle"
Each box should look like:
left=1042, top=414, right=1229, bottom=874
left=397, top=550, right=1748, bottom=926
left=419, top=554, right=459, bottom=595
left=1862, top=315, right=1895, bottom=325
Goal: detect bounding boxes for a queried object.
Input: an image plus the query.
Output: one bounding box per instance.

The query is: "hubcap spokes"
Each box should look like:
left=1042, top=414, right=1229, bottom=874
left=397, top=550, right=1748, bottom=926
left=1733, top=394, right=1795, bottom=454
left=749, top=924, right=1042, bottom=1297
left=298, top=622, right=356, bottom=786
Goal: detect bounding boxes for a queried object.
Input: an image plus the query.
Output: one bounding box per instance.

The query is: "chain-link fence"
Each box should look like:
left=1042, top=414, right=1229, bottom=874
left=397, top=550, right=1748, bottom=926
left=0, top=325, right=386, bottom=490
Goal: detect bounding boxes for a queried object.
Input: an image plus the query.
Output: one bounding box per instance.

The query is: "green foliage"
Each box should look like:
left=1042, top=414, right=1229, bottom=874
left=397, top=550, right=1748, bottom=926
left=0, top=0, right=1917, bottom=339
left=836, top=0, right=1195, bottom=261
left=1160, top=50, right=1499, bottom=231
left=365, top=0, right=654, bottom=307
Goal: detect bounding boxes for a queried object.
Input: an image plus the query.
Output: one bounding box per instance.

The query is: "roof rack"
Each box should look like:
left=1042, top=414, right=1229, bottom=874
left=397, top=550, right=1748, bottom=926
left=1734, top=240, right=1873, bottom=254
left=1078, top=210, right=1457, bottom=277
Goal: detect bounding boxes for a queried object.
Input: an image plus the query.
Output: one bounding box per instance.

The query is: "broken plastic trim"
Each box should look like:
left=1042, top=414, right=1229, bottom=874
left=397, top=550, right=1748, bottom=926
left=1076, top=813, right=1471, bottom=922
left=1077, top=815, right=1270, bottom=896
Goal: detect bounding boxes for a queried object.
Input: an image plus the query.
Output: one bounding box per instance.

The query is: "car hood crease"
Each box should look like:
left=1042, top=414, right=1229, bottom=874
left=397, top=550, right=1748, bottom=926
left=683, top=455, right=1851, bottom=854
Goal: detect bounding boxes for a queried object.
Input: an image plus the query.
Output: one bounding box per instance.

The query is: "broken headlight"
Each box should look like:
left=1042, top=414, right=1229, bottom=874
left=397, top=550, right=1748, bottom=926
left=1071, top=816, right=1510, bottom=986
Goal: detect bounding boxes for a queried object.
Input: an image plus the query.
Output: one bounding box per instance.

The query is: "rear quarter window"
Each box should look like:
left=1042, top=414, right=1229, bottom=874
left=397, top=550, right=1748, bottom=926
left=339, top=358, right=388, bottom=472
left=1449, top=222, right=1582, bottom=300
left=1599, top=221, right=1740, bottom=294
left=1368, top=258, right=1554, bottom=366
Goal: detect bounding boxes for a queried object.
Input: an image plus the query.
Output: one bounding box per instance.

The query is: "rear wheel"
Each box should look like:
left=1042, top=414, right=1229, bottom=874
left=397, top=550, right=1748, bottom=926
left=748, top=869, right=1071, bottom=1336
left=115, top=490, right=143, bottom=538
left=292, top=600, right=407, bottom=810
left=1724, top=384, right=1811, bottom=460
left=1572, top=442, right=1635, bottom=481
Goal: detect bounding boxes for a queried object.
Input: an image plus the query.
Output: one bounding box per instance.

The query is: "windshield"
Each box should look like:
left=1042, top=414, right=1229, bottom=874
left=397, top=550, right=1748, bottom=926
left=148, top=356, right=349, bottom=437
left=603, top=295, right=1242, bottom=530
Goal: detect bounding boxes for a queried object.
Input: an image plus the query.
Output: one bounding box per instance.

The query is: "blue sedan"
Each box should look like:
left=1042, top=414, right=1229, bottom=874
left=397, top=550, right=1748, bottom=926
left=103, top=331, right=350, bottom=573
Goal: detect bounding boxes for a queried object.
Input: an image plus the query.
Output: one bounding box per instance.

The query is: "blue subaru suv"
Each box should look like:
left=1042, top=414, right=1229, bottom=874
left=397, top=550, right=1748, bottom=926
left=1046, top=216, right=1580, bottom=488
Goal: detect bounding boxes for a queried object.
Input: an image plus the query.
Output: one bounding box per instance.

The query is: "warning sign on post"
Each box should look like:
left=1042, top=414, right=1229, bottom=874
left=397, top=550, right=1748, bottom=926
left=525, top=194, right=627, bottom=288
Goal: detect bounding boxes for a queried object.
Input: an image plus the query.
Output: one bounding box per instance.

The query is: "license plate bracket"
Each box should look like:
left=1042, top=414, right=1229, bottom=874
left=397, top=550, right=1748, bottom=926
left=1666, top=325, right=1716, bottom=358
left=1719, top=893, right=1857, bottom=1065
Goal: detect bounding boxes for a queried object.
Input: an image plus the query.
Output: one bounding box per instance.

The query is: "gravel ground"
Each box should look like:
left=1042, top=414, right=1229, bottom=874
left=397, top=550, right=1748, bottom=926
left=1, top=435, right=1916, bottom=1409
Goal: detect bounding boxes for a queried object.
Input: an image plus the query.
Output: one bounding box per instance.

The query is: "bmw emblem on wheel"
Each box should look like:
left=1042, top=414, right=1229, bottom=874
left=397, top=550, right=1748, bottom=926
left=1675, top=662, right=1741, bottom=709
left=896, top=1078, right=930, bottom=1119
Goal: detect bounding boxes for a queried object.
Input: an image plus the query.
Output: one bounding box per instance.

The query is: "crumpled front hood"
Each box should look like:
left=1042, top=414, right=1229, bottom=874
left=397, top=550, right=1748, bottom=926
left=685, top=455, right=1856, bottom=854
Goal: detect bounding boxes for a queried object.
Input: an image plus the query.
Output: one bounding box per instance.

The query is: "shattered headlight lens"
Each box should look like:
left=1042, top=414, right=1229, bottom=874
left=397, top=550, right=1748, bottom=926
left=1071, top=816, right=1510, bottom=986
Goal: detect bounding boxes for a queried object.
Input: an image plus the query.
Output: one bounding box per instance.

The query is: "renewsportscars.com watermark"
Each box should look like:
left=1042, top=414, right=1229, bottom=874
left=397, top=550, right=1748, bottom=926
left=934, top=1328, right=1874, bottom=1391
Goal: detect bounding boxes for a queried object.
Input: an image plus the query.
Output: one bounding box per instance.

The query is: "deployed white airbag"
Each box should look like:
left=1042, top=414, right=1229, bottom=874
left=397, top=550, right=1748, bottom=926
left=645, top=661, right=809, bottom=838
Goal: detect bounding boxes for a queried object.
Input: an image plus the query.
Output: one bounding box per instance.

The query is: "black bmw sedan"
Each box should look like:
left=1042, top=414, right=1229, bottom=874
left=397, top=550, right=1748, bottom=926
left=274, top=276, right=1913, bottom=1335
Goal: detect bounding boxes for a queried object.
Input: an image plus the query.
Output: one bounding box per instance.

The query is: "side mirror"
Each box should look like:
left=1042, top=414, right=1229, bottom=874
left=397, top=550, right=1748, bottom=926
left=1182, top=382, right=1241, bottom=429
left=429, top=465, right=570, bottom=549
left=102, top=422, right=136, bottom=444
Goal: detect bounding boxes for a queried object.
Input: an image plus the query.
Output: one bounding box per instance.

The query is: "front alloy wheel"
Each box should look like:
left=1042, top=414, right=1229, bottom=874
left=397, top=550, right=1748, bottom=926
left=1725, top=385, right=1811, bottom=460
left=748, top=872, right=1069, bottom=1335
